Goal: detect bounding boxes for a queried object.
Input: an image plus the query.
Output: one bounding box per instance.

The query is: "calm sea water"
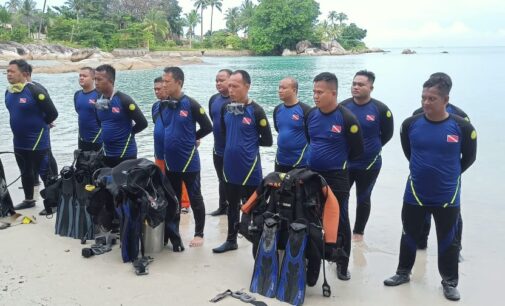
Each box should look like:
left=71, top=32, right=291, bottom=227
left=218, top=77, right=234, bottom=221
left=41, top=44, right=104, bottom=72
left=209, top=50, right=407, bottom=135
left=1, top=47, right=503, bottom=214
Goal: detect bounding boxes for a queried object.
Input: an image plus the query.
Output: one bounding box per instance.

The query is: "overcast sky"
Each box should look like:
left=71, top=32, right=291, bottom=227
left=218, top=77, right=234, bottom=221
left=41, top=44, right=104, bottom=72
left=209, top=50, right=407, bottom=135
left=4, top=0, right=505, bottom=47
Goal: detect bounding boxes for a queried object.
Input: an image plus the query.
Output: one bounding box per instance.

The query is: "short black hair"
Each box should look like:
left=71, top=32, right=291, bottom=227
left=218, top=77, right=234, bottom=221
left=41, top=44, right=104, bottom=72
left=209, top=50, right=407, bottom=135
left=429, top=72, right=452, bottom=91
left=80, top=66, right=95, bottom=76
left=232, top=70, right=251, bottom=85
left=9, top=59, right=30, bottom=73
left=218, top=69, right=233, bottom=76
left=354, top=70, right=375, bottom=84
left=154, top=76, right=162, bottom=83
left=163, top=66, right=184, bottom=86
left=313, top=72, right=338, bottom=90
left=27, top=64, right=33, bottom=76
left=95, top=64, right=115, bottom=83
left=423, top=76, right=451, bottom=96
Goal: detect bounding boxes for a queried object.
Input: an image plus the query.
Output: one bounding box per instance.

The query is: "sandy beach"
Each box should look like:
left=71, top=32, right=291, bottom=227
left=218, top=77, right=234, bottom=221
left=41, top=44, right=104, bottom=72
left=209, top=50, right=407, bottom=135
left=0, top=158, right=499, bottom=306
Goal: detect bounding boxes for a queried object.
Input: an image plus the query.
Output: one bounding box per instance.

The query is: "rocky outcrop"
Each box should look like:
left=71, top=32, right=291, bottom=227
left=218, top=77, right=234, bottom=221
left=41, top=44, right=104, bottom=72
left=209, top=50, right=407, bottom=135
left=0, top=41, right=76, bottom=60
left=282, top=49, right=296, bottom=56
left=70, top=48, right=96, bottom=62
left=320, top=40, right=346, bottom=53
left=296, top=40, right=312, bottom=54
left=402, top=49, right=416, bottom=54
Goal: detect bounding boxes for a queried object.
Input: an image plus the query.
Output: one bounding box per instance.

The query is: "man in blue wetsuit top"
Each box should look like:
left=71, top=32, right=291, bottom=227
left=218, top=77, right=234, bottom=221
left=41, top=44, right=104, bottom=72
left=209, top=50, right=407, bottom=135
left=212, top=70, right=273, bottom=254
left=161, top=66, right=213, bottom=248
left=412, top=72, right=468, bottom=251
left=305, top=72, right=364, bottom=280
left=74, top=67, right=102, bottom=152
left=384, top=76, right=477, bottom=302
left=5, top=60, right=58, bottom=211
left=94, top=64, right=147, bottom=168
left=208, top=69, right=232, bottom=217
left=340, top=70, right=394, bottom=241
left=273, top=77, right=311, bottom=173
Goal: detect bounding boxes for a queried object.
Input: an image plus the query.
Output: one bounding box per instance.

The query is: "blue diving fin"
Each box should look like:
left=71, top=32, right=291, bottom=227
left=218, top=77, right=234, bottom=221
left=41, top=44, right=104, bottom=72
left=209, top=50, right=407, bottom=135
left=250, top=216, right=280, bottom=297
left=276, top=222, right=308, bottom=306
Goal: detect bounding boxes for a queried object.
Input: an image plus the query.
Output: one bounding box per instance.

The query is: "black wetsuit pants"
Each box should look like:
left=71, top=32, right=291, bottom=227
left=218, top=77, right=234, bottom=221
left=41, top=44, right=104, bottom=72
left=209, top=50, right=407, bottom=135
left=213, top=153, right=227, bottom=210
left=14, top=148, right=48, bottom=200
left=166, top=171, right=206, bottom=238
left=397, top=203, right=460, bottom=286
left=78, top=139, right=103, bottom=152
left=37, top=149, right=58, bottom=180
left=224, top=182, right=256, bottom=243
left=419, top=212, right=463, bottom=250
left=318, top=170, right=351, bottom=274
left=348, top=168, right=380, bottom=235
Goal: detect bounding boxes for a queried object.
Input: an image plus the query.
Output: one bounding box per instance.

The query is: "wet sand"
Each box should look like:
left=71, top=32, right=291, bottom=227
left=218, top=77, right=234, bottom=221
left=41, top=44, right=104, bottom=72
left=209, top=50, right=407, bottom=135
left=0, top=155, right=499, bottom=306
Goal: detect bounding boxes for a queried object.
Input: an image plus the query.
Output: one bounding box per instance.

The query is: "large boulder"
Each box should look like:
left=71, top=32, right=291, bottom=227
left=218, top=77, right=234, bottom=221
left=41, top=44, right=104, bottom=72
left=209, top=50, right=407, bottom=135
left=402, top=48, right=416, bottom=54
left=321, top=40, right=345, bottom=52
left=296, top=40, right=312, bottom=54
left=282, top=49, right=295, bottom=56
left=329, top=46, right=347, bottom=55
left=71, top=49, right=96, bottom=62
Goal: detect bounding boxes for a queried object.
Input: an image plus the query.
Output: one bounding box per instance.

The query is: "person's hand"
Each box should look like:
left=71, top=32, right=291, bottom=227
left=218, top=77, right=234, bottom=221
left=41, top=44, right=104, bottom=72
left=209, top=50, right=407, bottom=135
left=196, top=139, right=201, bottom=148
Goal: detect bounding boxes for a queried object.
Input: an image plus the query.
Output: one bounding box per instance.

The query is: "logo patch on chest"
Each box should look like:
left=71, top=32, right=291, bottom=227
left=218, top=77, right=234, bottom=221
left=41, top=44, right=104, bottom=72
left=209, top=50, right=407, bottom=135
left=179, top=110, right=188, bottom=117
left=331, top=125, right=342, bottom=133
left=242, top=117, right=252, bottom=125
left=366, top=114, right=376, bottom=121
left=447, top=135, right=459, bottom=143
left=292, top=114, right=300, bottom=121
left=19, top=98, right=27, bottom=104
left=112, top=107, right=120, bottom=113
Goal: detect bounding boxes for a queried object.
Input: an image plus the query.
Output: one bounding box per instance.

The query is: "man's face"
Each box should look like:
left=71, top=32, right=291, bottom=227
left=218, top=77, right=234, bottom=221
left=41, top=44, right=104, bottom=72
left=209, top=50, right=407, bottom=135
left=278, top=79, right=296, bottom=102
left=215, top=71, right=230, bottom=95
left=79, top=69, right=94, bottom=89
left=228, top=73, right=250, bottom=103
left=162, top=72, right=182, bottom=98
left=421, top=86, right=448, bottom=117
left=313, top=81, right=336, bottom=109
left=351, top=75, right=373, bottom=100
left=154, top=81, right=164, bottom=100
left=94, top=71, right=112, bottom=94
left=6, top=64, right=25, bottom=84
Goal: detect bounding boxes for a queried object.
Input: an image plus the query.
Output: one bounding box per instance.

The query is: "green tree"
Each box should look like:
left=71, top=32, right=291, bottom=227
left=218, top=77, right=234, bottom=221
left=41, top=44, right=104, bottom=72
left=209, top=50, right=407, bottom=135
left=328, top=10, right=337, bottom=26
left=0, top=7, right=12, bottom=25
left=37, top=0, right=47, bottom=39
left=337, top=12, right=348, bottom=25
left=19, top=0, right=37, bottom=37
left=193, top=0, right=209, bottom=40
left=225, top=7, right=240, bottom=34
left=239, top=0, right=254, bottom=37
left=5, top=0, right=21, bottom=13
left=208, top=0, right=222, bottom=35
left=160, top=0, right=184, bottom=39
left=184, top=9, right=200, bottom=48
left=249, top=0, right=320, bottom=55
left=143, top=9, right=170, bottom=49
left=338, top=22, right=367, bottom=49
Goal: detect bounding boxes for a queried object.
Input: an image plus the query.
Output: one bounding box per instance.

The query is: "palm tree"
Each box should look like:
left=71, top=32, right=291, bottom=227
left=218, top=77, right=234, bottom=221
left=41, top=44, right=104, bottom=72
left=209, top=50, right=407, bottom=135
left=185, top=9, right=200, bottom=48
left=193, top=0, right=209, bottom=40
left=143, top=10, right=170, bottom=49
left=19, top=0, right=36, bottom=37
left=37, top=0, right=47, bottom=39
left=328, top=10, right=337, bottom=26
left=225, top=7, right=240, bottom=34
left=239, top=0, right=255, bottom=37
left=5, top=0, right=21, bottom=13
left=208, top=0, right=222, bottom=35
left=337, top=12, right=348, bottom=25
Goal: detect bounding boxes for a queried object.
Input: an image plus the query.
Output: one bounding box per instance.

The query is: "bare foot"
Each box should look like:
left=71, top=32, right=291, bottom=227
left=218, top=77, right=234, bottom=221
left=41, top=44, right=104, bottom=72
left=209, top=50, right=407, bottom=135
left=352, top=233, right=364, bottom=242
left=189, top=236, right=204, bottom=247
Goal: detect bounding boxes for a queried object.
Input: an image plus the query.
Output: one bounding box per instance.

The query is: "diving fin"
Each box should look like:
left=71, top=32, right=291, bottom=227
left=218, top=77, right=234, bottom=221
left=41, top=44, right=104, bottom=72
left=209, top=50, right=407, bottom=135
left=277, top=222, right=308, bottom=306
left=55, top=174, right=74, bottom=237
left=73, top=174, right=94, bottom=240
left=250, top=216, right=279, bottom=297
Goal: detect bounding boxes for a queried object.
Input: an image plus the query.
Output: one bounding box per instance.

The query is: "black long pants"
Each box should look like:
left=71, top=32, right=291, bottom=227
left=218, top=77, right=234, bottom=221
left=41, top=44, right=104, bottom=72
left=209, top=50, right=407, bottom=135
left=212, top=153, right=227, bottom=210
left=78, top=139, right=103, bottom=152
left=224, top=182, right=256, bottom=242
left=14, top=148, right=48, bottom=200
left=37, top=149, right=58, bottom=179
left=397, top=203, right=460, bottom=286
left=166, top=171, right=206, bottom=237
left=318, top=170, right=351, bottom=273
left=420, top=211, right=463, bottom=250
left=348, top=168, right=380, bottom=235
